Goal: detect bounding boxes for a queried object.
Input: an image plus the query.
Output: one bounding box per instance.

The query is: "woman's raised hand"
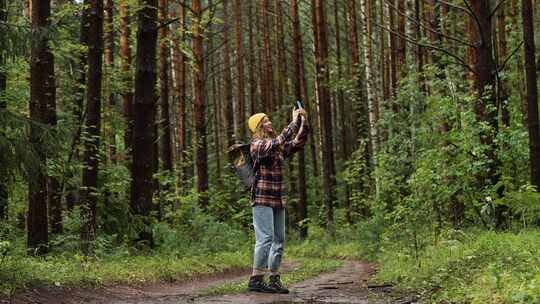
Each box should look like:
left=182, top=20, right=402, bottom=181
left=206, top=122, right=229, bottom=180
left=292, top=108, right=307, bottom=122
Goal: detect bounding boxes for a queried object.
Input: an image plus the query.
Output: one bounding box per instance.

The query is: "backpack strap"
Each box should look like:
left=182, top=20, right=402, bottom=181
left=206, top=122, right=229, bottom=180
left=250, top=151, right=264, bottom=200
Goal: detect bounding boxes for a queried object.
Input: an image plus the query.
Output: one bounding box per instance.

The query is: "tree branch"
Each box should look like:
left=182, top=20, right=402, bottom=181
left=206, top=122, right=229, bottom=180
left=384, top=0, right=475, bottom=49
left=178, top=1, right=195, bottom=14
left=489, top=0, right=509, bottom=20
left=461, top=0, right=485, bottom=46
left=438, top=0, right=473, bottom=17
left=497, top=41, right=524, bottom=73
left=373, top=21, right=475, bottom=74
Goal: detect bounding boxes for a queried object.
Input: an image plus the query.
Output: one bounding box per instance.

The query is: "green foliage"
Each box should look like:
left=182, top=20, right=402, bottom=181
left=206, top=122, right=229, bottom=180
left=376, top=230, right=540, bottom=304
left=156, top=189, right=250, bottom=255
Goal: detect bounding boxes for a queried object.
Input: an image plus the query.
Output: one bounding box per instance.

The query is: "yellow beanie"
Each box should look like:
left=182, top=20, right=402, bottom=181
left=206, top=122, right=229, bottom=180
left=248, top=113, right=267, bottom=133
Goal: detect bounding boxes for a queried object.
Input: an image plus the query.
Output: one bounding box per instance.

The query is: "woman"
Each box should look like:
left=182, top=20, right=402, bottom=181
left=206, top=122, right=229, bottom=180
left=247, top=108, right=309, bottom=293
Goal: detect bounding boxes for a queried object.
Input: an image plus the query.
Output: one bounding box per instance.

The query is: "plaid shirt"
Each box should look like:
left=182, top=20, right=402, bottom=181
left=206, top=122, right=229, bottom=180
left=250, top=118, right=310, bottom=208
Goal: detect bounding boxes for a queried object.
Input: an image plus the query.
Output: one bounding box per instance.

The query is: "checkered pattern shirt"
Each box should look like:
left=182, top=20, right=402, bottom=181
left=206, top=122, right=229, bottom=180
left=250, top=118, right=310, bottom=208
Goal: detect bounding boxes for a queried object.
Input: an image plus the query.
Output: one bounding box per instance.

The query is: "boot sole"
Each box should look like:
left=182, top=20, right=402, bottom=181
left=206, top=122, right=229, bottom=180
left=248, top=288, right=277, bottom=293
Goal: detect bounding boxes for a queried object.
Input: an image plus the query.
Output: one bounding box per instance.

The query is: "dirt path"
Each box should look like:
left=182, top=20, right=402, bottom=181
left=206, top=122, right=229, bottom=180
left=4, top=260, right=415, bottom=304
left=195, top=260, right=375, bottom=304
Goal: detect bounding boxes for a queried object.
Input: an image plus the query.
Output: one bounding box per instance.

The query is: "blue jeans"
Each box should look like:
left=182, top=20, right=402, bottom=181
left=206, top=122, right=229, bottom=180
left=252, top=205, right=286, bottom=273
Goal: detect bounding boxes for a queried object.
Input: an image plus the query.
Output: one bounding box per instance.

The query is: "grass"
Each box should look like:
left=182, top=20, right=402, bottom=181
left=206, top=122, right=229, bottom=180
left=0, top=237, right=352, bottom=298
left=375, top=230, right=540, bottom=304
left=0, top=249, right=252, bottom=297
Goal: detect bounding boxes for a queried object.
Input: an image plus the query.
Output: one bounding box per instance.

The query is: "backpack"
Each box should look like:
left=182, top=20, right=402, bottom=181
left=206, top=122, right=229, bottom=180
left=228, top=143, right=260, bottom=191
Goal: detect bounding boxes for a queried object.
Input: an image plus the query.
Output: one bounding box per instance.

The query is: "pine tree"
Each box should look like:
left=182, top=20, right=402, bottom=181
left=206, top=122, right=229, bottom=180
left=80, top=0, right=104, bottom=254
left=522, top=0, right=540, bottom=190
left=131, top=0, right=158, bottom=245
left=28, top=0, right=54, bottom=255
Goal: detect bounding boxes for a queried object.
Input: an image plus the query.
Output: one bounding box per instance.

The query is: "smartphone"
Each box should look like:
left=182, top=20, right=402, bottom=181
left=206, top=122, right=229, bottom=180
left=296, top=100, right=304, bottom=109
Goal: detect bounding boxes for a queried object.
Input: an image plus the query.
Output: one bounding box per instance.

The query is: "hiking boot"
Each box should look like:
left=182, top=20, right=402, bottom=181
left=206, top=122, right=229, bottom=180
left=268, top=274, right=289, bottom=294
left=248, top=275, right=275, bottom=293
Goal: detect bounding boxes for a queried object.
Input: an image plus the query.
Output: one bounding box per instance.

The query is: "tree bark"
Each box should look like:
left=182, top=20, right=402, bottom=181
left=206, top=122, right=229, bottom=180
left=159, top=0, right=173, bottom=172
left=290, top=0, right=308, bottom=238
left=334, top=0, right=347, bottom=160
left=470, top=0, right=499, bottom=184
left=389, top=0, right=398, bottom=94
left=274, top=0, right=287, bottom=114
left=104, top=0, right=116, bottom=163
left=131, top=0, right=158, bottom=246
left=498, top=3, right=510, bottom=127
left=234, top=0, right=245, bottom=140
left=120, top=0, right=133, bottom=163
left=208, top=8, right=222, bottom=183
left=313, top=0, right=336, bottom=233
left=247, top=1, right=257, bottom=114
left=511, top=0, right=526, bottom=125
left=222, top=0, right=234, bottom=147
left=80, top=0, right=104, bottom=255
left=192, top=0, right=208, bottom=208
left=334, top=0, right=352, bottom=223
left=346, top=0, right=361, bottom=149
left=469, top=1, right=504, bottom=227
left=522, top=0, right=540, bottom=189
left=172, top=2, right=187, bottom=195
left=361, top=0, right=378, bottom=162
left=0, top=0, right=7, bottom=220
left=262, top=0, right=275, bottom=113
left=380, top=0, right=390, bottom=103
left=396, top=0, right=406, bottom=75
left=28, top=0, right=54, bottom=254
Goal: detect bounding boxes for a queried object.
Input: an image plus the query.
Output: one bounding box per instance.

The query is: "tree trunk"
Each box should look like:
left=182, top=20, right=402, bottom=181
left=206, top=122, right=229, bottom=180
left=380, top=0, right=390, bottom=103
left=498, top=3, right=510, bottom=127
left=522, top=0, right=540, bottom=189
left=469, top=1, right=503, bottom=227
left=415, top=0, right=424, bottom=90
left=0, top=0, right=7, bottom=220
left=131, top=0, right=158, bottom=246
left=346, top=0, right=361, bottom=149
left=361, top=0, right=378, bottom=162
left=209, top=30, right=222, bottom=184
left=334, top=0, right=351, bottom=223
left=234, top=0, right=245, bottom=140
left=172, top=3, right=187, bottom=196
left=28, top=0, right=53, bottom=255
left=47, top=83, right=62, bottom=235
left=334, top=0, right=347, bottom=160
left=104, top=0, right=116, bottom=163
left=396, top=0, right=406, bottom=76
left=290, top=0, right=307, bottom=238
left=301, top=3, right=319, bottom=180
left=313, top=0, right=336, bottom=233
left=222, top=0, right=234, bottom=148
left=159, top=0, right=173, bottom=172
left=274, top=0, right=287, bottom=114
left=262, top=0, right=275, bottom=113
left=80, top=0, right=104, bottom=255
left=389, top=0, right=398, bottom=94
left=119, top=0, right=133, bottom=163
left=247, top=1, right=257, bottom=114
left=470, top=0, right=499, bottom=184
left=511, top=0, right=526, bottom=125
left=192, top=0, right=208, bottom=208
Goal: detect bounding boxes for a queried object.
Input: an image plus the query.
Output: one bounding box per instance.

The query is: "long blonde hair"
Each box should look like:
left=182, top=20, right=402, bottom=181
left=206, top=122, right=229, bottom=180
left=252, top=125, right=275, bottom=140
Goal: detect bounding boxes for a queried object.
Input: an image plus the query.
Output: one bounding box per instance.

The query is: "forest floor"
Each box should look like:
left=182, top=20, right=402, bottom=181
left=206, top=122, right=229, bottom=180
left=3, top=260, right=418, bottom=304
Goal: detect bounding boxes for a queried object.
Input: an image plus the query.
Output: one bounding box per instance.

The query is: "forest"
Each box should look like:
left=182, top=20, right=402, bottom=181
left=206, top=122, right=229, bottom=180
left=1, top=0, right=540, bottom=303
